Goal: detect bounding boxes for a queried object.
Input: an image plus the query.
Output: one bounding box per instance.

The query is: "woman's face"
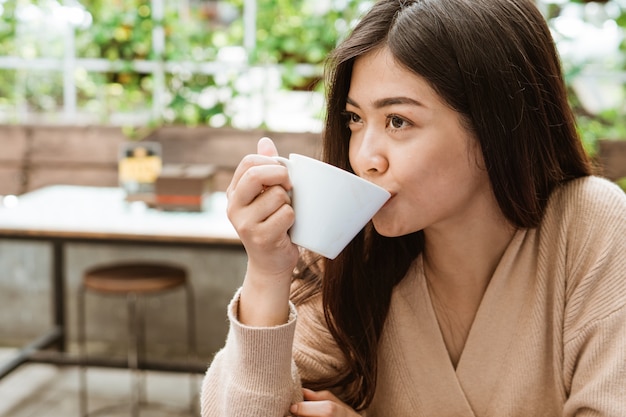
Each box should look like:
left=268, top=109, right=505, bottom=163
left=346, top=47, right=493, bottom=237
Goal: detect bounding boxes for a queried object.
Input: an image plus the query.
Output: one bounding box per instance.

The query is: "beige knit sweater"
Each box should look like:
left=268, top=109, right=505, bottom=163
left=202, top=176, right=626, bottom=417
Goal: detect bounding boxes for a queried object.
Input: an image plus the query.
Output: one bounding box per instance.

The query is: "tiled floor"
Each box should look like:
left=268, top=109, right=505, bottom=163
left=0, top=349, right=202, bottom=417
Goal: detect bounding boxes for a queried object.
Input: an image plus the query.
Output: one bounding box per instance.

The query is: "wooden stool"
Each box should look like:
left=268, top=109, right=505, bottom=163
left=77, top=262, right=197, bottom=417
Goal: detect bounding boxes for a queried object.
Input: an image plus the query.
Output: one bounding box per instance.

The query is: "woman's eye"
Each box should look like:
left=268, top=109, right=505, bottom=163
left=387, top=115, right=407, bottom=129
left=342, top=111, right=362, bottom=125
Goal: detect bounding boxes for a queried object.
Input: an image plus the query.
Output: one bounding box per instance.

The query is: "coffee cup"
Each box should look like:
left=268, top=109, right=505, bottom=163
left=273, top=153, right=390, bottom=259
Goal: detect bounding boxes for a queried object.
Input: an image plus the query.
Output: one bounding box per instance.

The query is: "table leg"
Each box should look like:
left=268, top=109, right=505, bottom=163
left=0, top=239, right=66, bottom=379
left=0, top=328, right=62, bottom=379
left=52, top=240, right=66, bottom=351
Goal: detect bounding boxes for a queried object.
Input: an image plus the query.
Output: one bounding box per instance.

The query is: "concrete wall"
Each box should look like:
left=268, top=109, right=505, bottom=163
left=0, top=125, right=322, bottom=363
left=0, top=240, right=246, bottom=361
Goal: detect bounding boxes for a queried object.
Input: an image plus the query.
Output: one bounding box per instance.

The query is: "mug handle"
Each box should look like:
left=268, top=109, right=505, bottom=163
left=271, top=156, right=291, bottom=167
left=271, top=156, right=293, bottom=197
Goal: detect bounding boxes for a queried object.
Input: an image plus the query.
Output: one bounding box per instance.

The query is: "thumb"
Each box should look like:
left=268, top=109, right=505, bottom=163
left=257, top=136, right=279, bottom=157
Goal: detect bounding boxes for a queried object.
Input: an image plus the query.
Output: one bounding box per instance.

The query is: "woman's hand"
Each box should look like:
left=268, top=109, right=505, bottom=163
left=226, top=137, right=299, bottom=326
left=290, top=389, right=361, bottom=417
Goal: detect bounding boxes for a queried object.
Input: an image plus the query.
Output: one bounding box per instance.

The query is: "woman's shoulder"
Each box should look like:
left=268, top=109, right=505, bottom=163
left=541, top=176, right=625, bottom=297
left=538, top=176, right=625, bottom=281
left=554, top=175, right=624, bottom=203
left=546, top=175, right=626, bottom=228
left=545, top=178, right=626, bottom=342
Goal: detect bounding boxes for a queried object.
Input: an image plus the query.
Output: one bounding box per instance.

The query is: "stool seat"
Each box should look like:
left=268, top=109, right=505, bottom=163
left=83, top=263, right=187, bottom=294
left=78, top=261, right=197, bottom=416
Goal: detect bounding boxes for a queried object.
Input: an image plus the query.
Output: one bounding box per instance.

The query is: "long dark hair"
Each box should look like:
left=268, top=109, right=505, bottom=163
left=295, top=0, right=592, bottom=410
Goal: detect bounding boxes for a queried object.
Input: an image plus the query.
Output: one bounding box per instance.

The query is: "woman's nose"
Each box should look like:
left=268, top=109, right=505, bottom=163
left=351, top=129, right=389, bottom=177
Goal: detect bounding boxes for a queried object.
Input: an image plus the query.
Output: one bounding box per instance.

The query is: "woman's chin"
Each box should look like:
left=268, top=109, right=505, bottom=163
left=371, top=218, right=407, bottom=238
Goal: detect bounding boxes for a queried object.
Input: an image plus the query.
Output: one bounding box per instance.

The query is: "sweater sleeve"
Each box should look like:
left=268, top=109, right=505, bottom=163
left=292, top=283, right=349, bottom=388
left=561, top=178, right=626, bottom=417
left=201, top=288, right=303, bottom=417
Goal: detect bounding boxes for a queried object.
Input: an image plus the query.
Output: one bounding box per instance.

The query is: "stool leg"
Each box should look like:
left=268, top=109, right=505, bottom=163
left=127, top=293, right=140, bottom=417
left=137, top=295, right=147, bottom=405
left=78, top=285, right=88, bottom=417
left=185, top=283, right=198, bottom=415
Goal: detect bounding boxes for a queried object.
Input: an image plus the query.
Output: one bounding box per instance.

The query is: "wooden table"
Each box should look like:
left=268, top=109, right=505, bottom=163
left=0, top=185, right=240, bottom=378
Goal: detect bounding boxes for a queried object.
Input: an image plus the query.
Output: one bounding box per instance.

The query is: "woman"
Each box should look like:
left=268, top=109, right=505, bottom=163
left=202, top=0, right=626, bottom=415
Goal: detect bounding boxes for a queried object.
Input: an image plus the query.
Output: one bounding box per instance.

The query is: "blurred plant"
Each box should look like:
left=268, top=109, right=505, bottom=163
left=8, top=0, right=623, bottom=140
left=74, top=0, right=243, bottom=126
left=251, top=0, right=365, bottom=90
left=546, top=0, right=626, bottom=156
left=164, top=71, right=235, bottom=127
left=0, top=1, right=16, bottom=114
left=0, top=1, right=16, bottom=58
left=160, top=2, right=242, bottom=127
left=0, top=0, right=366, bottom=127
left=575, top=109, right=626, bottom=156
left=74, top=0, right=158, bottom=119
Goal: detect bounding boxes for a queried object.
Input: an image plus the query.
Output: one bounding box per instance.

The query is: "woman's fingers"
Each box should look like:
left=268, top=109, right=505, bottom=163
left=227, top=154, right=283, bottom=199
left=248, top=184, right=292, bottom=222
left=228, top=162, right=291, bottom=208
left=290, top=389, right=360, bottom=417
left=257, top=136, right=279, bottom=156
left=302, top=389, right=336, bottom=401
left=227, top=137, right=280, bottom=196
left=225, top=137, right=296, bottom=269
left=226, top=138, right=292, bottom=242
left=231, top=186, right=294, bottom=247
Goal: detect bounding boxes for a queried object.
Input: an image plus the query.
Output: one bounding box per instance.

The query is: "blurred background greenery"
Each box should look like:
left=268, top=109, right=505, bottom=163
left=544, top=0, right=626, bottom=156
left=0, top=0, right=366, bottom=132
left=0, top=0, right=624, bottom=153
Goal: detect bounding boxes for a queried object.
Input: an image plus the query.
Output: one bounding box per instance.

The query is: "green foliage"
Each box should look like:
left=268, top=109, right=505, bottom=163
left=0, top=0, right=623, bottom=136
left=0, top=1, right=16, bottom=55
left=164, top=71, right=234, bottom=126
left=0, top=0, right=363, bottom=127
left=253, top=0, right=359, bottom=65
left=553, top=2, right=626, bottom=156
left=251, top=0, right=363, bottom=90
left=576, top=110, right=626, bottom=156
left=73, top=1, right=165, bottom=118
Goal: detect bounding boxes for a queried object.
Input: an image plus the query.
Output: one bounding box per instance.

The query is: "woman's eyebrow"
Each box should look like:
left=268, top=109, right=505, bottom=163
left=346, top=96, right=424, bottom=109
left=346, top=97, right=360, bottom=108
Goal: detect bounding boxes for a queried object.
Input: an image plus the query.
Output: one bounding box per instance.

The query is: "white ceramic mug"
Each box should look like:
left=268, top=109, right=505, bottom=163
left=273, top=153, right=390, bottom=259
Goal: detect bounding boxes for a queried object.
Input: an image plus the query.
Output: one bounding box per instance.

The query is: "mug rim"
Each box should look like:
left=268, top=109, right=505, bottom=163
left=287, top=153, right=390, bottom=198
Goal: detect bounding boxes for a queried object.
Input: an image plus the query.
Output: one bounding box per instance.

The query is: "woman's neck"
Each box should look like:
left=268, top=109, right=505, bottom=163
left=421, top=208, right=516, bottom=367
left=422, top=204, right=516, bottom=296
